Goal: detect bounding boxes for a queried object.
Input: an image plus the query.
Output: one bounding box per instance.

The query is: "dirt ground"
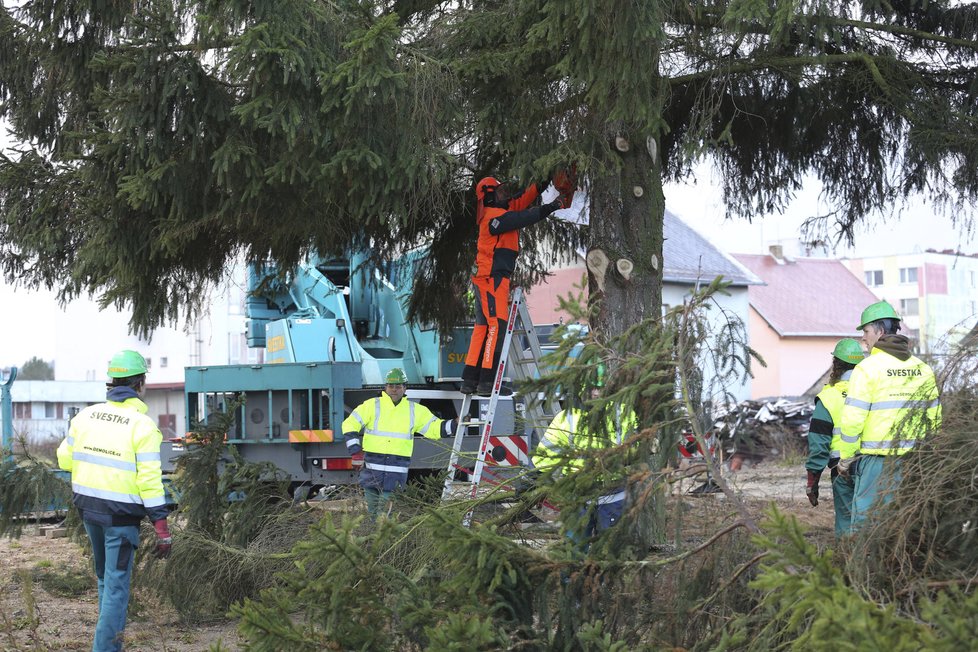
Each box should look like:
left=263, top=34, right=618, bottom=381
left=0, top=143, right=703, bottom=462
left=0, top=529, right=243, bottom=651
left=0, top=460, right=831, bottom=651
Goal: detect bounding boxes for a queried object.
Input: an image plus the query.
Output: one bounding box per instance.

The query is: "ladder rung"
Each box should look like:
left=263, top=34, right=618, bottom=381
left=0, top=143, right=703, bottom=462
left=444, top=286, right=548, bottom=515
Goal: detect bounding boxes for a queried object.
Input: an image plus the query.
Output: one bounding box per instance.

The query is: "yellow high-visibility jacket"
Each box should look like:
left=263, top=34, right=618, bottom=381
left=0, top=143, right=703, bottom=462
left=532, top=406, right=635, bottom=504
left=342, top=392, right=446, bottom=480
left=806, top=375, right=850, bottom=473
left=819, top=378, right=849, bottom=460
left=838, top=348, right=941, bottom=458
left=57, top=394, right=167, bottom=525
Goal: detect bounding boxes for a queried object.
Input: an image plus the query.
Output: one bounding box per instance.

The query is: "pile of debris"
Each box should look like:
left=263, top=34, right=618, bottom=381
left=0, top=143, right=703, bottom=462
left=712, top=398, right=814, bottom=462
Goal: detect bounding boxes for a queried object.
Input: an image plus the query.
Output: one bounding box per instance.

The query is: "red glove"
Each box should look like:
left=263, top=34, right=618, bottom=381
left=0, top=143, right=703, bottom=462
left=351, top=452, right=364, bottom=469
left=805, top=470, right=822, bottom=507
left=552, top=165, right=577, bottom=209
left=152, top=519, right=172, bottom=559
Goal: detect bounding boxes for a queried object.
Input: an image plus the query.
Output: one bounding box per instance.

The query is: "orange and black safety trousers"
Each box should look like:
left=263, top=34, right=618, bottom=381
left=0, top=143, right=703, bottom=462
left=463, top=275, right=511, bottom=388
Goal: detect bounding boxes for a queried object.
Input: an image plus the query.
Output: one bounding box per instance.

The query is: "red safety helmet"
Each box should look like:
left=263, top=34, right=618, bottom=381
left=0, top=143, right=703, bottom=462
left=475, top=176, right=500, bottom=202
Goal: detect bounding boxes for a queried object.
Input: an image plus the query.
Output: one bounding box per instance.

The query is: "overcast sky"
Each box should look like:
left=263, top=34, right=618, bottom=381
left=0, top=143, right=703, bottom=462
left=664, top=163, right=977, bottom=260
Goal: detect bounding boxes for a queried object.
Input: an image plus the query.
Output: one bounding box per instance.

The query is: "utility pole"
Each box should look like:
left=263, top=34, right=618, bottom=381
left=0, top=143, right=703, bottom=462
left=1, top=366, right=18, bottom=464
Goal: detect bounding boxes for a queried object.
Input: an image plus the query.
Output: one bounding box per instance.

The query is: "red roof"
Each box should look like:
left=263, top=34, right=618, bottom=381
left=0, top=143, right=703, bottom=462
left=733, top=254, right=879, bottom=337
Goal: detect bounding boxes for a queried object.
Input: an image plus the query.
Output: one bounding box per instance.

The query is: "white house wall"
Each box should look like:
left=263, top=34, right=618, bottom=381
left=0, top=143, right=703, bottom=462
left=662, top=282, right=752, bottom=404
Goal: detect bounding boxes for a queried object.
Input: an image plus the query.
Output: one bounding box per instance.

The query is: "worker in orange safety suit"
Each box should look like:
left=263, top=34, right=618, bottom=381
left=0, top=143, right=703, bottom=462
left=460, top=174, right=573, bottom=396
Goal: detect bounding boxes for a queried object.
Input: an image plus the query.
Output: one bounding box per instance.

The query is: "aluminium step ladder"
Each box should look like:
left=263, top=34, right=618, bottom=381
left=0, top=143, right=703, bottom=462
left=440, top=287, right=560, bottom=525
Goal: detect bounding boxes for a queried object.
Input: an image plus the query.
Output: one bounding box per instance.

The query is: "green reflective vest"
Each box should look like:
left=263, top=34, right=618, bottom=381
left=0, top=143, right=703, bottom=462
left=838, top=349, right=941, bottom=458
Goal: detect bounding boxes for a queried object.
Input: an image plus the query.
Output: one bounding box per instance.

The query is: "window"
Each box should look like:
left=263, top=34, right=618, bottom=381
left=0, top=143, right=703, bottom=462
left=230, top=333, right=247, bottom=365
left=865, top=270, right=884, bottom=286
left=899, top=267, right=918, bottom=284
left=160, top=357, right=168, bottom=368
left=900, top=298, right=919, bottom=316
left=45, top=403, right=55, bottom=419
left=971, top=300, right=977, bottom=316
left=971, top=271, right=977, bottom=288
left=14, top=402, right=29, bottom=419
left=145, top=357, right=152, bottom=369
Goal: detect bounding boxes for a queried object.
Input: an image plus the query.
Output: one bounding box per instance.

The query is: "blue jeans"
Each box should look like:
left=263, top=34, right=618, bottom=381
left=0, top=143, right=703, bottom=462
left=84, top=522, right=140, bottom=652
left=567, top=499, right=624, bottom=554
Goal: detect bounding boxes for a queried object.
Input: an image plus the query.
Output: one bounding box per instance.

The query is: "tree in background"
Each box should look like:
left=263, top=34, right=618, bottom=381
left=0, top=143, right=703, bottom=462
left=2, top=1, right=977, bottom=345
left=17, top=356, right=53, bottom=381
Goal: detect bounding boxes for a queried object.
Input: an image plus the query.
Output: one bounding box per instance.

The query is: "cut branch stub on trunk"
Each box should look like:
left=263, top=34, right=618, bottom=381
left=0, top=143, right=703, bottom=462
left=586, top=248, right=610, bottom=291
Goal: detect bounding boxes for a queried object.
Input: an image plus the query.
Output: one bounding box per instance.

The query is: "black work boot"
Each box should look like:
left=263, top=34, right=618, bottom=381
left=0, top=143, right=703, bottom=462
left=476, top=378, right=495, bottom=396
left=460, top=365, right=480, bottom=395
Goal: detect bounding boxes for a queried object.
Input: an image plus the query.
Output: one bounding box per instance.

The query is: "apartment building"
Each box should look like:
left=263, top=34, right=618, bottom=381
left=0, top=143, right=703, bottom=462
left=733, top=251, right=879, bottom=399
left=843, top=250, right=978, bottom=354
left=2, top=260, right=260, bottom=439
left=2, top=379, right=104, bottom=443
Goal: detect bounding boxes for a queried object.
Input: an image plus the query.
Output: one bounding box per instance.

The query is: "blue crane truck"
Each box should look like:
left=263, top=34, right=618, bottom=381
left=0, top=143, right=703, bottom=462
left=162, top=251, right=529, bottom=492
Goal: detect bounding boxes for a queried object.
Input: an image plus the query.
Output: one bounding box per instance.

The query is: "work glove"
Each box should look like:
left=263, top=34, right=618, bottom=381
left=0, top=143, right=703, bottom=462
left=805, top=470, right=822, bottom=507
left=551, top=165, right=578, bottom=208
left=540, top=198, right=563, bottom=217
left=152, top=519, right=172, bottom=559
left=442, top=419, right=457, bottom=437
left=836, top=456, right=858, bottom=479
left=350, top=451, right=365, bottom=469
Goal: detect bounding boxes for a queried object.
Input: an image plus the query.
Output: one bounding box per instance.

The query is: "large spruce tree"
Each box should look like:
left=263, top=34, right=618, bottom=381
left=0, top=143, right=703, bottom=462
left=2, top=1, right=978, bottom=341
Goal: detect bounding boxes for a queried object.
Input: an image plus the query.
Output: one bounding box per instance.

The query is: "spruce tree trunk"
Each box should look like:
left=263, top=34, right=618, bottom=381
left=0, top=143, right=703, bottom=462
left=588, top=126, right=664, bottom=344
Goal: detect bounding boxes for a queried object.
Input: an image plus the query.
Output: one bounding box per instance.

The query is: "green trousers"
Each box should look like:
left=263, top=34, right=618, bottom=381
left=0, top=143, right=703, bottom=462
left=850, top=455, right=902, bottom=532
left=364, top=487, right=394, bottom=521
left=831, top=472, right=854, bottom=537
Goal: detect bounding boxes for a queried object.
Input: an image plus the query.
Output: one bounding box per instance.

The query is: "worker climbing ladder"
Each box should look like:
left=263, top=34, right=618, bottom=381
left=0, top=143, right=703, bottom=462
left=440, top=287, right=560, bottom=525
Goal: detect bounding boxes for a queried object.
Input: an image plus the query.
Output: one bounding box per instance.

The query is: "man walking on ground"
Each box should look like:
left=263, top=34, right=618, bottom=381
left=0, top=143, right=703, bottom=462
left=57, top=350, right=172, bottom=652
left=837, top=301, right=942, bottom=530
left=343, top=368, right=456, bottom=520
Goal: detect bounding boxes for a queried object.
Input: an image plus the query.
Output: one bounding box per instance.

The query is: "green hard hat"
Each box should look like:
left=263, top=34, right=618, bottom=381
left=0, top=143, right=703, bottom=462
left=385, top=368, right=407, bottom=384
left=857, top=300, right=901, bottom=330
left=833, top=338, right=865, bottom=364
left=107, top=350, right=148, bottom=378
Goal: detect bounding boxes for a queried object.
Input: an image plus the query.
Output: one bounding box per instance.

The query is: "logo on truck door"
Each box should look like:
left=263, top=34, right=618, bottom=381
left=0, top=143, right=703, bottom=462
left=267, top=336, right=286, bottom=353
